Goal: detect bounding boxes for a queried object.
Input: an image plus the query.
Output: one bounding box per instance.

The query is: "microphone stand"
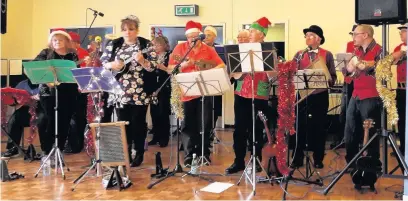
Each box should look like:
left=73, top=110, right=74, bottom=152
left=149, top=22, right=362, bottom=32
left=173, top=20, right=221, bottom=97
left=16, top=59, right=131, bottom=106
left=81, top=10, right=100, bottom=45
left=147, top=40, right=201, bottom=189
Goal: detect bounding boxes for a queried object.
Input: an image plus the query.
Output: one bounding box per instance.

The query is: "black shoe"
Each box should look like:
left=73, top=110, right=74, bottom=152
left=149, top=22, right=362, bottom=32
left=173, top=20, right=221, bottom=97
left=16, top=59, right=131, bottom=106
left=148, top=140, right=159, bottom=146
left=184, top=157, right=193, bottom=167
left=131, top=152, right=144, bottom=167
left=225, top=162, right=245, bottom=174
left=159, top=140, right=169, bottom=148
left=314, top=162, right=324, bottom=169
left=2, top=147, right=18, bottom=157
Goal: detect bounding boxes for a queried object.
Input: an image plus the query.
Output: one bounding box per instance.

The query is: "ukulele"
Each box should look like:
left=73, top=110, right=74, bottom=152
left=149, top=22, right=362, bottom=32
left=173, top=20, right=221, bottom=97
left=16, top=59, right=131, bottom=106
left=258, top=111, right=281, bottom=177
left=351, top=119, right=382, bottom=193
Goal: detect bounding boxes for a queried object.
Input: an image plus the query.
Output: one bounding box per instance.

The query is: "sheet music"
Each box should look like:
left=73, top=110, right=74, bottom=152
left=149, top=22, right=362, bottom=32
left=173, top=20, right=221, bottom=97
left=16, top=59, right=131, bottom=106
left=238, top=43, right=264, bottom=72
left=294, top=69, right=328, bottom=90
left=335, top=53, right=353, bottom=71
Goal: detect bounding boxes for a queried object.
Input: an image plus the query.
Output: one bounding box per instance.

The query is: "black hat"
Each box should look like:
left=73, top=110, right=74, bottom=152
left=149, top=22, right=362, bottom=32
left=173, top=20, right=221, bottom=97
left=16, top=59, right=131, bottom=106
left=349, top=25, right=357, bottom=35
left=303, top=25, right=325, bottom=45
left=398, top=23, right=408, bottom=30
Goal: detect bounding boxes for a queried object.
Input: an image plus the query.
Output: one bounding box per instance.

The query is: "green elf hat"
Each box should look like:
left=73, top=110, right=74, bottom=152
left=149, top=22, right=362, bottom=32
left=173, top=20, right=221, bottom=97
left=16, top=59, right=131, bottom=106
left=250, top=17, right=272, bottom=36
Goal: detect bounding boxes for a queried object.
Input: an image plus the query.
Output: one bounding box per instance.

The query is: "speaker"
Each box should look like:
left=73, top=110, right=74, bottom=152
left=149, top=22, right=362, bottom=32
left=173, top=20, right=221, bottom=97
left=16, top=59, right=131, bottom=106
left=356, top=0, right=407, bottom=25
left=1, top=0, right=6, bottom=34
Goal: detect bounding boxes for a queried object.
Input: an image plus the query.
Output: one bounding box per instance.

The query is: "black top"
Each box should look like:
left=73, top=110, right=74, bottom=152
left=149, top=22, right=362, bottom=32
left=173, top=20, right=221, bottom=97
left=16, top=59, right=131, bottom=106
left=148, top=51, right=171, bottom=94
left=34, top=48, right=79, bottom=97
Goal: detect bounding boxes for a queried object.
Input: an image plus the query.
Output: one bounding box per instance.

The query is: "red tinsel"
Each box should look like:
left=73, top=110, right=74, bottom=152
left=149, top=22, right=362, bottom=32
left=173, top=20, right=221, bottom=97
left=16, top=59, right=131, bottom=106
left=84, top=93, right=105, bottom=157
left=276, top=61, right=297, bottom=176
left=1, top=87, right=38, bottom=144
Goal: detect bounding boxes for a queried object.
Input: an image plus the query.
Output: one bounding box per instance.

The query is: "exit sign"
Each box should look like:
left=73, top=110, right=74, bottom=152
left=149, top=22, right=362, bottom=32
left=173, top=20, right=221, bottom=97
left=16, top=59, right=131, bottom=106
left=175, top=5, right=199, bottom=16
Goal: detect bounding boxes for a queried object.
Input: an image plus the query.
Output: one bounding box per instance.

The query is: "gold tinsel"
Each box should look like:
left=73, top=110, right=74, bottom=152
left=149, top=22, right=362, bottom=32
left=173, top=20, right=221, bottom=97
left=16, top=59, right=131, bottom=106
left=375, top=54, right=399, bottom=125
left=170, top=76, right=184, bottom=120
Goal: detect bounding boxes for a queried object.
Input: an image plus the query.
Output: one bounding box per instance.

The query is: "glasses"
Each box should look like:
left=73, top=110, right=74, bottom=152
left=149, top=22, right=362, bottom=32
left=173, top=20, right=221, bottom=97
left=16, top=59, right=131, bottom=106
left=353, top=32, right=365, bottom=37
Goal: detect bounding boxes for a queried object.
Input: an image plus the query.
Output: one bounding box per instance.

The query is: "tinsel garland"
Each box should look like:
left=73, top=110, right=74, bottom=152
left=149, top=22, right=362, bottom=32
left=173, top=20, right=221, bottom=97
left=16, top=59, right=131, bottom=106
left=375, top=54, right=399, bottom=125
left=170, top=76, right=184, bottom=119
left=84, top=93, right=104, bottom=157
left=1, top=87, right=37, bottom=144
left=276, top=61, right=297, bottom=176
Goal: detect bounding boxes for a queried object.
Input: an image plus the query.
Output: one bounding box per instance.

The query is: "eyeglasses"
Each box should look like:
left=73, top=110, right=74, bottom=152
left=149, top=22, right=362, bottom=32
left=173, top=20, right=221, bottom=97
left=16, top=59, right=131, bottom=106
left=353, top=32, right=365, bottom=37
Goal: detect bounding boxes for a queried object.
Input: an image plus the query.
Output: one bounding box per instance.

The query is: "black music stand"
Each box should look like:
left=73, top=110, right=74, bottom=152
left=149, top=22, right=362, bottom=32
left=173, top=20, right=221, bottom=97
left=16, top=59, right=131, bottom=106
left=70, top=67, right=125, bottom=190
left=175, top=68, right=230, bottom=181
left=281, top=69, right=329, bottom=200
left=224, top=42, right=277, bottom=195
left=24, top=59, right=76, bottom=180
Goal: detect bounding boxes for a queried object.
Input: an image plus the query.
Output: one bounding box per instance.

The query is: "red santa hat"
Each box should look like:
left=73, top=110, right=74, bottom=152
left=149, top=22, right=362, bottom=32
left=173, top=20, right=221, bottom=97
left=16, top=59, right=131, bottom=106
left=185, top=21, right=202, bottom=35
left=68, top=32, right=81, bottom=43
left=250, top=17, right=272, bottom=35
left=48, top=28, right=71, bottom=43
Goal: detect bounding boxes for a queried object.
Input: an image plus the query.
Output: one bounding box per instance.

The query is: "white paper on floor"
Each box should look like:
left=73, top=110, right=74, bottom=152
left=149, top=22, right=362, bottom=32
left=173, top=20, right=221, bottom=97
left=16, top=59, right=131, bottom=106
left=200, top=182, right=234, bottom=193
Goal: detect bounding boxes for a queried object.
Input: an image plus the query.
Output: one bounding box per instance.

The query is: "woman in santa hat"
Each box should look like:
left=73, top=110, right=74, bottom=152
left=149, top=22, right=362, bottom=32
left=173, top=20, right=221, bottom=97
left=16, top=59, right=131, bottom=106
left=33, top=28, right=80, bottom=163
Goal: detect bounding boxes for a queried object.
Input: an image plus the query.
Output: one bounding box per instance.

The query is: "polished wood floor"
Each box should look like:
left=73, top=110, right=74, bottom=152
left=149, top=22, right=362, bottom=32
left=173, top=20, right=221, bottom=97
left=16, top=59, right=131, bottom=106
left=0, top=129, right=404, bottom=200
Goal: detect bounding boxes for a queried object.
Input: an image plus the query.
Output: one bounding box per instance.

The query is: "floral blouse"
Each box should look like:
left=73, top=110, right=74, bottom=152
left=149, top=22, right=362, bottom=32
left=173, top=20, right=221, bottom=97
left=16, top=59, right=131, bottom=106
left=100, top=40, right=156, bottom=106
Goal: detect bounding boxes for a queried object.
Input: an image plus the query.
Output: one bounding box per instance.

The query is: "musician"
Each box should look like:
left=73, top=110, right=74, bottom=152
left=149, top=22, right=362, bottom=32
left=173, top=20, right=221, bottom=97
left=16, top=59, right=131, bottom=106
left=100, top=15, right=156, bottom=167
left=65, top=31, right=89, bottom=154
left=237, top=29, right=250, bottom=44
left=34, top=28, right=79, bottom=161
left=203, top=25, right=222, bottom=143
left=168, top=20, right=225, bottom=166
left=1, top=79, right=42, bottom=157
left=331, top=25, right=358, bottom=149
left=225, top=17, right=272, bottom=174
left=290, top=25, right=337, bottom=169
left=344, top=24, right=382, bottom=165
left=394, top=23, right=407, bottom=155
left=147, top=35, right=171, bottom=147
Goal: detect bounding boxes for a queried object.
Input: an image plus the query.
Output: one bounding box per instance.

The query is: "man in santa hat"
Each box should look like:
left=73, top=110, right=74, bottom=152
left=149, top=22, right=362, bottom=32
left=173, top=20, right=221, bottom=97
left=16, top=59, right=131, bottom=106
left=168, top=21, right=225, bottom=166
left=225, top=17, right=272, bottom=174
left=68, top=32, right=89, bottom=67
left=393, top=23, right=407, bottom=156
left=290, top=25, right=337, bottom=169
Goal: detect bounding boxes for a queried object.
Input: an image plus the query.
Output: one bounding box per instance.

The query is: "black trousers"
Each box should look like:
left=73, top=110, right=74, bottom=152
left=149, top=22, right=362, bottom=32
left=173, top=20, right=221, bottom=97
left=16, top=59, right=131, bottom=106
left=116, top=104, right=148, bottom=155
left=345, top=97, right=382, bottom=163
left=6, top=106, right=30, bottom=149
left=337, top=82, right=354, bottom=142
left=39, top=95, right=75, bottom=154
left=150, top=89, right=171, bottom=144
left=290, top=91, right=329, bottom=163
left=397, top=89, right=406, bottom=155
left=101, top=92, right=114, bottom=123
left=67, top=93, right=87, bottom=152
left=233, top=95, right=268, bottom=163
left=181, top=97, right=212, bottom=159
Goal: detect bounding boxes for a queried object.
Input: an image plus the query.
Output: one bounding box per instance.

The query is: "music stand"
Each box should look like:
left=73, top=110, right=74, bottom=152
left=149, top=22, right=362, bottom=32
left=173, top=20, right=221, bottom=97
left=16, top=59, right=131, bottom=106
left=23, top=59, right=76, bottom=179
left=224, top=42, right=277, bottom=195
left=70, top=67, right=124, bottom=188
left=175, top=68, right=231, bottom=180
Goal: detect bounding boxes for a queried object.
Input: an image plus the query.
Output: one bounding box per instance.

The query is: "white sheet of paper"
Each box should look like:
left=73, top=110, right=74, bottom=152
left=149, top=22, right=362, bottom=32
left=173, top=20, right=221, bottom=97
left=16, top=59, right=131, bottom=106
left=200, top=182, right=234, bottom=193
left=335, top=53, right=353, bottom=71
left=238, top=43, right=264, bottom=73
left=9, top=59, right=23, bottom=75
left=175, top=68, right=232, bottom=96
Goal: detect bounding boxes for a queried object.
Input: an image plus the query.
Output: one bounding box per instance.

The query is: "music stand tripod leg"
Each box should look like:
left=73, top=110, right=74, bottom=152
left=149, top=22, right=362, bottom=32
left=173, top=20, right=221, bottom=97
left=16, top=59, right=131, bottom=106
left=71, top=160, right=99, bottom=191
left=386, top=134, right=408, bottom=175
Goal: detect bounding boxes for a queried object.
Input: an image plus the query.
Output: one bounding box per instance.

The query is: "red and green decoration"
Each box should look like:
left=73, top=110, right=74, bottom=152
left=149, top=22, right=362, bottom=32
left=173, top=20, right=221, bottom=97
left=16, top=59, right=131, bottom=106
left=250, top=17, right=272, bottom=35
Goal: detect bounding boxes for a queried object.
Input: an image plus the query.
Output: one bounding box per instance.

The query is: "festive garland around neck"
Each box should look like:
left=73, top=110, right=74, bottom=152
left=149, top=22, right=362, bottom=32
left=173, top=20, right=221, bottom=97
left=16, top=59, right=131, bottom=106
left=375, top=54, right=399, bottom=125
left=276, top=61, right=297, bottom=177
left=170, top=76, right=184, bottom=120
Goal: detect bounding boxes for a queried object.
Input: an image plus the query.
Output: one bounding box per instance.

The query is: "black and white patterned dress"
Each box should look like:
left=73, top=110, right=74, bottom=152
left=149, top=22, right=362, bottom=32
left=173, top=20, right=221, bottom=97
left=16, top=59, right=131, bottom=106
left=100, top=40, right=156, bottom=106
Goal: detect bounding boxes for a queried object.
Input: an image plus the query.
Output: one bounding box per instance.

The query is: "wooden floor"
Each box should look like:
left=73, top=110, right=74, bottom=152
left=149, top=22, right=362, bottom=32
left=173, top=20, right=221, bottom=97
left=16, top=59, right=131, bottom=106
left=0, top=129, right=404, bottom=200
